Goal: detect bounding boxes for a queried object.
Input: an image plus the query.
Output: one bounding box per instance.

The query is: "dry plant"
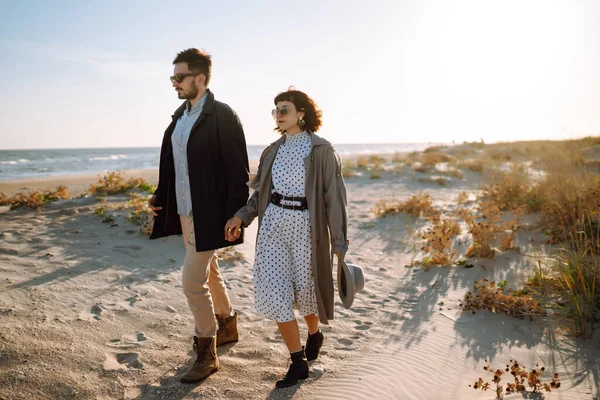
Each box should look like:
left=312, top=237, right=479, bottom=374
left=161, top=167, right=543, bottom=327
left=420, top=216, right=461, bottom=267
left=459, top=159, right=485, bottom=173
left=391, top=152, right=404, bottom=163
left=370, top=170, right=382, bottom=179
left=457, top=191, right=471, bottom=204
left=420, top=151, right=452, bottom=166
left=460, top=279, right=543, bottom=317
left=481, top=165, right=540, bottom=211
left=373, top=193, right=439, bottom=218
left=541, top=181, right=600, bottom=244
left=418, top=176, right=449, bottom=186
left=355, top=155, right=386, bottom=172
left=342, top=161, right=358, bottom=178
left=498, top=206, right=525, bottom=252
left=406, top=151, right=421, bottom=163
left=0, top=186, right=70, bottom=209
left=88, top=171, right=155, bottom=196
left=527, top=139, right=600, bottom=244
left=413, top=164, right=432, bottom=173
left=463, top=140, right=486, bottom=149
left=470, top=359, right=560, bottom=399
left=440, top=168, right=464, bottom=180
left=484, top=149, right=512, bottom=162
left=423, top=145, right=447, bottom=153
left=126, top=193, right=154, bottom=235
left=458, top=203, right=502, bottom=259
left=456, top=148, right=477, bottom=158
left=552, top=218, right=600, bottom=337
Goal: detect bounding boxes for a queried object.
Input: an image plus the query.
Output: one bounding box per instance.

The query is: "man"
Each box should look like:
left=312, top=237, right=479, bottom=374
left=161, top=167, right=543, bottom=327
left=148, top=48, right=249, bottom=383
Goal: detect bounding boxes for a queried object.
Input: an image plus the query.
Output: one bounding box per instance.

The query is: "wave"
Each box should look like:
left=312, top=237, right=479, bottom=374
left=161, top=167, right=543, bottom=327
left=88, top=154, right=128, bottom=161
left=0, top=159, right=29, bottom=165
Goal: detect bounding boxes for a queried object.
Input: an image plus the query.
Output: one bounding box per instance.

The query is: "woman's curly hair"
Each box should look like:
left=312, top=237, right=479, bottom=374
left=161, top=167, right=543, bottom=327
left=274, top=89, right=323, bottom=134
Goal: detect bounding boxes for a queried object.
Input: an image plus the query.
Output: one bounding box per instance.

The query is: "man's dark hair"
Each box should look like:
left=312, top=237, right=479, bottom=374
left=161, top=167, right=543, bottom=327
left=173, top=48, right=212, bottom=86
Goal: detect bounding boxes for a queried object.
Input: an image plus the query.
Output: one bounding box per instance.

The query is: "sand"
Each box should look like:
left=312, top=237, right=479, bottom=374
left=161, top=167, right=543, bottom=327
left=0, top=158, right=598, bottom=400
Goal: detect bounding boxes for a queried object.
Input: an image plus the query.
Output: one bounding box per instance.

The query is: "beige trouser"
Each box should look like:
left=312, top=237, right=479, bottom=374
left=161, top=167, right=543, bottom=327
left=180, top=216, right=233, bottom=337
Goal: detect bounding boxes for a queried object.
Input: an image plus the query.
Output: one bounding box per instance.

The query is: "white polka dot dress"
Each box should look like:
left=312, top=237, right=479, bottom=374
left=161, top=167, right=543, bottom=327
left=253, top=131, right=319, bottom=322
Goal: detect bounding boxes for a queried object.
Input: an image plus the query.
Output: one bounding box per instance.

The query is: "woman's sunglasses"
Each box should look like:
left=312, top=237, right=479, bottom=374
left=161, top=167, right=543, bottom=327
left=169, top=73, right=200, bottom=83
left=271, top=106, right=291, bottom=118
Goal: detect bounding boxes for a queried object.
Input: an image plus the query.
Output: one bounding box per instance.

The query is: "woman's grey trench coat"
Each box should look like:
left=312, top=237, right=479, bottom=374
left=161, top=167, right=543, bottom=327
left=234, top=132, right=349, bottom=324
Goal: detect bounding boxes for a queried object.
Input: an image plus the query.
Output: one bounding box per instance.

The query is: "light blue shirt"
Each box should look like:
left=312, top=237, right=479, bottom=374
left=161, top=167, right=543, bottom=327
left=171, top=93, right=208, bottom=216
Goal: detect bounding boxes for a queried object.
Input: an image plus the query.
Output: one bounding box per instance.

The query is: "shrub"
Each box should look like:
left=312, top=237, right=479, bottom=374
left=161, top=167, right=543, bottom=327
left=0, top=186, right=70, bottom=209
left=418, top=176, right=449, bottom=186
left=89, top=171, right=156, bottom=196
left=459, top=203, right=503, bottom=259
left=460, top=160, right=484, bottom=173
left=552, top=221, right=599, bottom=337
left=420, top=216, right=461, bottom=266
left=470, top=359, right=560, bottom=399
left=420, top=151, right=452, bottom=166
left=373, top=193, right=439, bottom=218
left=481, top=165, right=535, bottom=211
left=126, top=193, right=154, bottom=235
left=460, top=279, right=543, bottom=317
left=342, top=161, right=358, bottom=178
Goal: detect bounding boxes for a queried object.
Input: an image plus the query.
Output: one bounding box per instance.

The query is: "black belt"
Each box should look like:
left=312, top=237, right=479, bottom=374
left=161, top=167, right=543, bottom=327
left=270, top=192, right=308, bottom=211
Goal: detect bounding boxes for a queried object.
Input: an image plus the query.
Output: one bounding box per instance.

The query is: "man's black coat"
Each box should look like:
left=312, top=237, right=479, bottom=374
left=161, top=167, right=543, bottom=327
left=150, top=89, right=249, bottom=251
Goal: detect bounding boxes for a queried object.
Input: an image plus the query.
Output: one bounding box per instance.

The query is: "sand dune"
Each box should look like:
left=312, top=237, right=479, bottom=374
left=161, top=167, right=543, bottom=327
left=0, top=161, right=598, bottom=399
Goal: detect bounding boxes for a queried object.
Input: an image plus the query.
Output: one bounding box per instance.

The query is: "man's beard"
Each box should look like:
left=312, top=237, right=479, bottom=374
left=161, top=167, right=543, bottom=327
left=178, top=81, right=199, bottom=100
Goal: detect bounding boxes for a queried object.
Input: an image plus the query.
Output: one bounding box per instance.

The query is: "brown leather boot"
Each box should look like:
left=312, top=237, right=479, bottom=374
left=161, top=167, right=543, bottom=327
left=216, top=312, right=239, bottom=347
left=180, top=336, right=219, bottom=383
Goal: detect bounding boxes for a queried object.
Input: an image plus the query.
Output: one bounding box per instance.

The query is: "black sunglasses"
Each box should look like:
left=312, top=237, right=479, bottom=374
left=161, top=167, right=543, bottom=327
left=271, top=106, right=291, bottom=118
left=169, top=73, right=200, bottom=83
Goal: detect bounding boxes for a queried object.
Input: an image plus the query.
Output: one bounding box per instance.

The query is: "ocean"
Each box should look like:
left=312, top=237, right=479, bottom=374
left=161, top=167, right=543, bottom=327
left=0, top=143, right=443, bottom=181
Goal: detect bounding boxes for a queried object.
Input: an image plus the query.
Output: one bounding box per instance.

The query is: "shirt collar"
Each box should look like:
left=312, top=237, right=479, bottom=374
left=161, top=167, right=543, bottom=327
left=186, top=91, right=208, bottom=114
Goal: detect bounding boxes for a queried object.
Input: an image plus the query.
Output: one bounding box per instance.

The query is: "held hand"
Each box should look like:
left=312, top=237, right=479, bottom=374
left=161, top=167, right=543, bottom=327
left=148, top=195, right=162, bottom=217
left=224, top=216, right=243, bottom=242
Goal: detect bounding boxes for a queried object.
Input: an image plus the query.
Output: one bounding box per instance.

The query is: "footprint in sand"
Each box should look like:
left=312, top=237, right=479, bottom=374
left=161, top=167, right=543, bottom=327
left=103, top=352, right=143, bottom=371
left=353, top=320, right=371, bottom=331
left=125, top=296, right=142, bottom=307
left=334, top=337, right=356, bottom=351
left=106, top=332, right=148, bottom=349
left=78, top=303, right=109, bottom=321
left=0, top=248, right=20, bottom=256
left=112, top=245, right=144, bottom=256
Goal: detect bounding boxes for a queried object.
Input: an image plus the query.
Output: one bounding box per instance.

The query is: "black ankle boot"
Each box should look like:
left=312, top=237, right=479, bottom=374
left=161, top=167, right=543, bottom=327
left=275, top=347, right=309, bottom=388
left=305, top=330, right=324, bottom=361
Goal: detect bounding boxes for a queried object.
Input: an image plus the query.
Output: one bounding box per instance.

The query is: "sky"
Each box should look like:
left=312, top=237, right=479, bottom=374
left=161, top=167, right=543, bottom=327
left=0, top=0, right=599, bottom=149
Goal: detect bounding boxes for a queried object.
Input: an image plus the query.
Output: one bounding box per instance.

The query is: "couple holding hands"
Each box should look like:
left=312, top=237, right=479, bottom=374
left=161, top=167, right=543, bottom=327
left=148, top=48, right=362, bottom=389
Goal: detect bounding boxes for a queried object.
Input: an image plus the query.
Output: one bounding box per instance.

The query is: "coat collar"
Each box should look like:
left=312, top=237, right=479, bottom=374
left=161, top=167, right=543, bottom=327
left=171, top=89, right=215, bottom=121
left=269, top=131, right=329, bottom=149
left=265, top=131, right=331, bottom=173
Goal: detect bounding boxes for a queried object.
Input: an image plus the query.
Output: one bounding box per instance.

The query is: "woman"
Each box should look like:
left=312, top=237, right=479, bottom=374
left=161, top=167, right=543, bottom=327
left=224, top=89, right=348, bottom=388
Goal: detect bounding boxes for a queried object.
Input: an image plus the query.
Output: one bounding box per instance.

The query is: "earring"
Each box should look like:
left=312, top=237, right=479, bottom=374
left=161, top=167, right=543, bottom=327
left=298, top=117, right=305, bottom=128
